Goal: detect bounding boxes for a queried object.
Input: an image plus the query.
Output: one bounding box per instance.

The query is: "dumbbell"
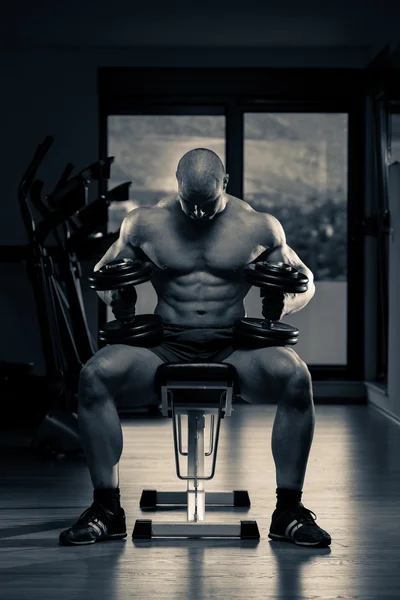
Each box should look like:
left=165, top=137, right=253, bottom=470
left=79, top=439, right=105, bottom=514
left=233, top=262, right=309, bottom=348
left=88, top=258, right=163, bottom=347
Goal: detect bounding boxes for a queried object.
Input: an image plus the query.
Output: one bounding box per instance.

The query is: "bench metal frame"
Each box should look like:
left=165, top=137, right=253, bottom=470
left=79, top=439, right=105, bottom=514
left=133, top=365, right=260, bottom=540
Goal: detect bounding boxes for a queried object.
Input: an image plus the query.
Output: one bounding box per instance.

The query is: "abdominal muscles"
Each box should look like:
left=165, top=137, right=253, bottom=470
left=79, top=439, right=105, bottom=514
left=153, top=269, right=247, bottom=326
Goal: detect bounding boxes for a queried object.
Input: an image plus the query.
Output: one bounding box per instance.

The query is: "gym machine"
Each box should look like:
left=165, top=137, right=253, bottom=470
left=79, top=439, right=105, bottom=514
left=19, top=136, right=118, bottom=456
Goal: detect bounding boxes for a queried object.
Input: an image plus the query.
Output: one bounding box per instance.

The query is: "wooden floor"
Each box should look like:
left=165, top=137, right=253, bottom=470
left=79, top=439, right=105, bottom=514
left=1, top=404, right=400, bottom=600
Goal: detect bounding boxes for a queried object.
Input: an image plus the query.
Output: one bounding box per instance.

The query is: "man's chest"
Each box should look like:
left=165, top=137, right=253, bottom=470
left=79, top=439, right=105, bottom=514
left=141, top=218, right=267, bottom=274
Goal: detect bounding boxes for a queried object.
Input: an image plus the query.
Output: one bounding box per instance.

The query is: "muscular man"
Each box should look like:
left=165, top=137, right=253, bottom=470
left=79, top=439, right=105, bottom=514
left=60, top=148, right=331, bottom=547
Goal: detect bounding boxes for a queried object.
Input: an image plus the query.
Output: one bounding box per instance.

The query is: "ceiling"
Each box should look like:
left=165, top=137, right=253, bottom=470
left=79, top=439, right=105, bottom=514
left=2, top=0, right=400, bottom=48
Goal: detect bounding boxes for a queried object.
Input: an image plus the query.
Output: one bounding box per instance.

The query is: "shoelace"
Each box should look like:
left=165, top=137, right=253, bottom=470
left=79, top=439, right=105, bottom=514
left=77, top=502, right=107, bottom=524
left=296, top=505, right=318, bottom=526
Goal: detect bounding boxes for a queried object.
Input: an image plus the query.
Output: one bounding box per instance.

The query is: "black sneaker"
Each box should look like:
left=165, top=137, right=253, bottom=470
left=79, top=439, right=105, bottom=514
left=268, top=503, right=331, bottom=547
left=59, top=501, right=127, bottom=546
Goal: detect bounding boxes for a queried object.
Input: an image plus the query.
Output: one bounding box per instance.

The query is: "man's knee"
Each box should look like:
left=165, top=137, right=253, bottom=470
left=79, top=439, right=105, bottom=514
left=261, top=347, right=312, bottom=409
left=79, top=352, right=112, bottom=407
left=78, top=345, right=162, bottom=409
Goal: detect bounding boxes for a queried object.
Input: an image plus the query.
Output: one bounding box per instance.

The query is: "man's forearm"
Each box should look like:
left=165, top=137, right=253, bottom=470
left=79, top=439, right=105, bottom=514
left=284, top=276, right=315, bottom=316
left=264, top=245, right=315, bottom=318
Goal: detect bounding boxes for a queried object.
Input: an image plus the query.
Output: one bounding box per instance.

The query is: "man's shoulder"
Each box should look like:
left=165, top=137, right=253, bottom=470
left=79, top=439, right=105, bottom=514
left=155, top=194, right=177, bottom=209
left=122, top=199, right=176, bottom=244
left=227, top=195, right=276, bottom=223
left=226, top=194, right=252, bottom=211
left=227, top=196, right=285, bottom=244
left=125, top=197, right=174, bottom=227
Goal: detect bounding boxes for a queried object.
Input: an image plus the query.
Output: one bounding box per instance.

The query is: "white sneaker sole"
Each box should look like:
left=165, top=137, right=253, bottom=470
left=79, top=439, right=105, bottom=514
left=268, top=532, right=329, bottom=546
left=59, top=532, right=127, bottom=546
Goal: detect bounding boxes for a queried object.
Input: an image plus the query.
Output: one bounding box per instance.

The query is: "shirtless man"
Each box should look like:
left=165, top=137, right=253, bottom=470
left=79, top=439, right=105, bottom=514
left=59, top=148, right=331, bottom=547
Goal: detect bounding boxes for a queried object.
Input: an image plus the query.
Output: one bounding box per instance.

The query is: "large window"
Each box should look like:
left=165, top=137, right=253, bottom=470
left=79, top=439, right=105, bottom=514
left=243, top=113, right=348, bottom=365
left=106, top=110, right=349, bottom=366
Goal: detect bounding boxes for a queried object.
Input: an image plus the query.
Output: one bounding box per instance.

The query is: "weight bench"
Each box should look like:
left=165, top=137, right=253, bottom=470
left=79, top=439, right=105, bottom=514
left=132, top=363, right=260, bottom=540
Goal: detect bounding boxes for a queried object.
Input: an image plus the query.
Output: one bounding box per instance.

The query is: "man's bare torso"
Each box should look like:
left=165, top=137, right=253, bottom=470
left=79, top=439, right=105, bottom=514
left=128, top=194, right=279, bottom=327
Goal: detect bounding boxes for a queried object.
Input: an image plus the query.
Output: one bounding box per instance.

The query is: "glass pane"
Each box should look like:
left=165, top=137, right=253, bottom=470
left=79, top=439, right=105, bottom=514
left=244, top=113, right=348, bottom=365
left=107, top=114, right=225, bottom=316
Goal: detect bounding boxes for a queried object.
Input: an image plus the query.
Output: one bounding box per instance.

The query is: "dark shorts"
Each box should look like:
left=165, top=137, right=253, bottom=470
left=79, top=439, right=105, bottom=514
left=148, top=323, right=237, bottom=364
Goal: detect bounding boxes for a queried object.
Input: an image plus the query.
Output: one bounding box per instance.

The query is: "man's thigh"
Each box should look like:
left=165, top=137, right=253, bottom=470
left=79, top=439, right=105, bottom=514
left=84, top=344, right=164, bottom=409
left=223, top=345, right=305, bottom=404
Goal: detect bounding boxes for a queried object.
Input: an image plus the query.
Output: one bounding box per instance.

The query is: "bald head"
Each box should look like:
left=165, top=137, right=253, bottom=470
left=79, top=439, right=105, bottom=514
left=176, top=149, right=229, bottom=220
left=177, top=148, right=226, bottom=200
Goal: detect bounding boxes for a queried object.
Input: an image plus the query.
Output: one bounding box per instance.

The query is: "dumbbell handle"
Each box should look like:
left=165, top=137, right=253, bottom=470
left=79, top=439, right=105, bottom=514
left=118, top=286, right=137, bottom=300
left=260, top=289, right=285, bottom=325
left=112, top=286, right=138, bottom=324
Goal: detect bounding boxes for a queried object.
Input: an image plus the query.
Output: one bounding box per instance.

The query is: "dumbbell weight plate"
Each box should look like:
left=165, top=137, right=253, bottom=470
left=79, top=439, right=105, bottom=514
left=100, top=314, right=163, bottom=346
left=235, top=318, right=299, bottom=339
left=245, top=262, right=308, bottom=294
left=89, top=259, right=154, bottom=290
left=99, top=329, right=163, bottom=347
left=234, top=331, right=299, bottom=348
left=233, top=318, right=299, bottom=348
